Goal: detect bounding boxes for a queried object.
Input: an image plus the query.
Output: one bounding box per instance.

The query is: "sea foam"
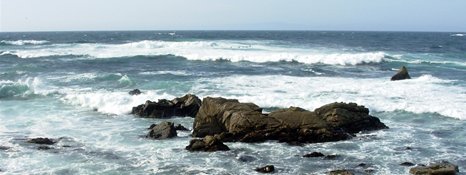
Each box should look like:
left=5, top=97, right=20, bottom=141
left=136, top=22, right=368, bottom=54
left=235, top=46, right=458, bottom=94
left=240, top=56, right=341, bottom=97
left=0, top=40, right=49, bottom=46
left=4, top=40, right=386, bottom=65
left=192, top=75, right=466, bottom=120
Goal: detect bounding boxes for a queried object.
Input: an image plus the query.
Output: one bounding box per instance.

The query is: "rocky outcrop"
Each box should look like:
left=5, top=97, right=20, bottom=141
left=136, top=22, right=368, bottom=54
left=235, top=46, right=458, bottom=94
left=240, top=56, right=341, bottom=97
left=391, top=66, right=411, bottom=81
left=192, top=97, right=387, bottom=144
left=129, top=89, right=142, bottom=95
left=27, top=137, right=56, bottom=145
left=329, top=169, right=354, bottom=175
left=147, top=121, right=177, bottom=139
left=409, top=161, right=459, bottom=175
left=185, top=135, right=230, bottom=152
left=255, top=165, right=275, bottom=173
left=132, top=94, right=201, bottom=118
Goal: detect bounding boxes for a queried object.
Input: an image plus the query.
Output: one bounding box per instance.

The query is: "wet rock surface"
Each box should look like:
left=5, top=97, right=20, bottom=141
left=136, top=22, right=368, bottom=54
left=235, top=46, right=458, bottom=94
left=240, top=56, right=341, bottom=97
left=328, top=169, right=354, bottom=175
left=185, top=135, right=230, bottom=152
left=146, top=121, right=177, bottom=139
left=128, top=89, right=142, bottom=95
left=192, top=97, right=387, bottom=144
left=27, top=137, right=56, bottom=145
left=409, top=161, right=459, bottom=175
left=255, top=165, right=275, bottom=173
left=303, top=152, right=325, bottom=157
left=132, top=94, right=201, bottom=118
left=391, top=66, right=411, bottom=81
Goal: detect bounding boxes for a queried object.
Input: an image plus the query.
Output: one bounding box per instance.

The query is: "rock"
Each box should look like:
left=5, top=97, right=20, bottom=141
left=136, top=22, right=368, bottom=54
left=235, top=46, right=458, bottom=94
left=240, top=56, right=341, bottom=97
left=409, top=161, right=459, bottom=175
left=329, top=169, right=354, bottom=175
left=303, top=152, right=325, bottom=157
left=128, top=89, right=142, bottom=95
left=175, top=124, right=190, bottom=131
left=0, top=146, right=10, bottom=150
left=131, top=94, right=201, bottom=118
left=146, top=122, right=177, bottom=139
left=324, top=155, right=341, bottom=160
left=185, top=135, right=230, bottom=152
left=391, top=66, right=411, bottom=81
left=238, top=155, right=256, bottom=162
left=37, top=146, right=52, bottom=150
left=27, top=137, right=56, bottom=145
left=401, top=162, right=416, bottom=166
left=255, top=165, right=275, bottom=173
left=192, top=97, right=387, bottom=144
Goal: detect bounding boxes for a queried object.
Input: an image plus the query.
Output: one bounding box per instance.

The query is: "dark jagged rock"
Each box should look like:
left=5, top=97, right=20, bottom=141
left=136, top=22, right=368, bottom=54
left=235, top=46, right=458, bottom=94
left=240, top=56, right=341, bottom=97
left=255, top=165, right=275, bottom=173
left=329, top=169, right=354, bottom=175
left=27, top=138, right=56, bottom=145
left=401, top=162, right=416, bottom=166
left=409, top=161, right=459, bottom=175
left=128, top=89, right=142, bottom=95
left=175, top=124, right=190, bottom=131
left=391, top=66, right=411, bottom=81
left=131, top=94, right=201, bottom=118
left=185, top=135, right=230, bottom=152
left=192, top=97, right=387, bottom=144
left=146, top=121, right=177, bottom=139
left=303, top=152, right=325, bottom=157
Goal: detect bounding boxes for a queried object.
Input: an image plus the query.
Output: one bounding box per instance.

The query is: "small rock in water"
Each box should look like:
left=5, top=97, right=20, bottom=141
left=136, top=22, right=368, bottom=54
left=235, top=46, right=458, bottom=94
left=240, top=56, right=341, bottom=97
left=238, top=155, right=256, bottom=162
left=391, top=66, right=411, bottom=81
left=146, top=122, right=177, bottom=139
left=27, top=138, right=56, bottom=145
left=303, top=152, right=325, bottom=157
left=409, top=161, right=459, bottom=175
left=128, top=89, right=142, bottom=95
left=255, top=165, right=275, bottom=173
left=0, top=146, right=10, bottom=150
left=328, top=169, right=354, bottom=175
left=324, top=154, right=341, bottom=160
left=175, top=124, right=190, bottom=131
left=185, top=135, right=230, bottom=152
left=400, top=162, right=416, bottom=166
left=37, top=146, right=52, bottom=150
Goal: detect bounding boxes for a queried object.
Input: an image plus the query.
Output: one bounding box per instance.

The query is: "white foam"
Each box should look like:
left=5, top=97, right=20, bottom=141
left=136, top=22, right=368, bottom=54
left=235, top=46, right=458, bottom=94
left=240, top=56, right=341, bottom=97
left=0, top=77, right=55, bottom=98
left=61, top=90, right=175, bottom=115
left=451, top=33, right=465, bottom=37
left=139, top=71, right=191, bottom=76
left=4, top=40, right=386, bottom=65
left=0, top=40, right=49, bottom=45
left=192, top=75, right=466, bottom=120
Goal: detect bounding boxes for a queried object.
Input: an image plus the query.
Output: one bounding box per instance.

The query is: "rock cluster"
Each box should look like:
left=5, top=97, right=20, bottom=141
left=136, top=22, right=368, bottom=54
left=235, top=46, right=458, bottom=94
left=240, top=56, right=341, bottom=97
left=131, top=94, right=201, bottom=118
left=192, top=97, right=388, bottom=144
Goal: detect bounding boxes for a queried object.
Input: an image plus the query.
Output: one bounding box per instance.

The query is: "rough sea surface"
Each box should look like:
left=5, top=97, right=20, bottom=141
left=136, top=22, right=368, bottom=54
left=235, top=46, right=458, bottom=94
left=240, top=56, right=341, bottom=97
left=1, top=31, right=465, bottom=174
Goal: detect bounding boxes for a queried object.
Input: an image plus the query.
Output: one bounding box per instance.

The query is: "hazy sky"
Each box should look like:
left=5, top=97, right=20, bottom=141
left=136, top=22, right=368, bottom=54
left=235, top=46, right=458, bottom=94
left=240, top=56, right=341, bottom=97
left=1, top=0, right=466, bottom=32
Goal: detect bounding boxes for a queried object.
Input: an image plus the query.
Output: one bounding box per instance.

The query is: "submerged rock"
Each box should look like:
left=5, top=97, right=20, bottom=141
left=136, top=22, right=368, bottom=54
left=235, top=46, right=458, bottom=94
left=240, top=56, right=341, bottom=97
left=303, top=152, right=325, bottom=157
left=185, top=135, right=230, bottom=152
left=128, top=89, right=142, bottom=95
left=391, top=66, right=411, bottom=81
left=147, top=121, right=177, bottom=139
left=255, top=165, right=275, bottom=173
left=175, top=124, right=190, bottom=131
left=27, top=137, right=56, bottom=145
left=0, top=146, right=10, bottom=150
left=131, top=94, right=201, bottom=118
left=192, top=97, right=387, bottom=144
left=328, top=169, right=354, bottom=175
left=409, top=161, right=459, bottom=175
left=400, top=162, right=416, bottom=166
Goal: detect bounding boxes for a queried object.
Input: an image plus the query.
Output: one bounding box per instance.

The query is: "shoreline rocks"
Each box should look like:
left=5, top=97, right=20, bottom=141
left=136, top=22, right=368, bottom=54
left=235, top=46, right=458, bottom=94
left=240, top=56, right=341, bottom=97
left=131, top=94, right=201, bottom=118
left=147, top=121, right=177, bottom=139
left=185, top=135, right=230, bottom=152
left=409, top=161, right=459, bottom=175
left=391, top=66, right=411, bottom=81
left=192, top=97, right=387, bottom=144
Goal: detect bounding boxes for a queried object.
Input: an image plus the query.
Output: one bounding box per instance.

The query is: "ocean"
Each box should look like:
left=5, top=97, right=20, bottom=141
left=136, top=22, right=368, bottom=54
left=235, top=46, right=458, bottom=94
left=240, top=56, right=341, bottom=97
left=0, top=31, right=465, bottom=174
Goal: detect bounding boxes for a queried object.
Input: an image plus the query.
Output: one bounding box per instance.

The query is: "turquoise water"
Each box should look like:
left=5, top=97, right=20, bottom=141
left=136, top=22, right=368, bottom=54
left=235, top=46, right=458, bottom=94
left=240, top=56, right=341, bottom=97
left=1, top=31, right=465, bottom=174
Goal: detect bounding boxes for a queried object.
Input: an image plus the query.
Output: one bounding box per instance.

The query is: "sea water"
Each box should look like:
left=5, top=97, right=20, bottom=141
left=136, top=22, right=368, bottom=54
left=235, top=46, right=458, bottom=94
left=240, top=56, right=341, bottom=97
left=0, top=31, right=465, bottom=174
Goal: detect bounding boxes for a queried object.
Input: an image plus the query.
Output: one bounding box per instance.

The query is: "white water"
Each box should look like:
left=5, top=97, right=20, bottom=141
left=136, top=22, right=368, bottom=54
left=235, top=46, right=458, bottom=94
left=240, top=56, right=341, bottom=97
left=0, top=40, right=49, bottom=46
left=2, top=40, right=386, bottom=65
left=192, top=75, right=466, bottom=120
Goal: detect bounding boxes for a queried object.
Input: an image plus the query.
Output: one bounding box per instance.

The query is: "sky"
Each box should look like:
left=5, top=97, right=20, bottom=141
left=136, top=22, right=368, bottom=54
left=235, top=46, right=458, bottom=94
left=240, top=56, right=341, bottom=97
left=1, top=0, right=466, bottom=32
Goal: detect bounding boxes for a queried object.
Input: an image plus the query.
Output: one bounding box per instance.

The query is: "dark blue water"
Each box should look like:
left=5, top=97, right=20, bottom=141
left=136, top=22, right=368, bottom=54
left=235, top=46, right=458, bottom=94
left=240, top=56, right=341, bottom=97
left=1, top=31, right=465, bottom=174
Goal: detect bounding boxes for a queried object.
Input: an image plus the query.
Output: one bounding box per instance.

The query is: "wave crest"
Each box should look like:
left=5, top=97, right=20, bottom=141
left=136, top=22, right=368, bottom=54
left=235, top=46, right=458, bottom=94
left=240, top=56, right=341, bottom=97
left=0, top=40, right=49, bottom=46
left=3, top=40, right=386, bottom=65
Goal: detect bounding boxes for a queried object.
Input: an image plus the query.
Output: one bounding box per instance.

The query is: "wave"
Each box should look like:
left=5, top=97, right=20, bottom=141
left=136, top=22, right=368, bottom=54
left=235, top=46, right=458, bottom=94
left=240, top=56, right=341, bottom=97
left=0, top=40, right=49, bottom=46
left=3, top=40, right=386, bottom=65
left=138, top=71, right=192, bottom=76
left=191, top=75, right=466, bottom=120
left=61, top=90, right=175, bottom=115
left=451, top=33, right=465, bottom=37
left=0, top=77, right=54, bottom=98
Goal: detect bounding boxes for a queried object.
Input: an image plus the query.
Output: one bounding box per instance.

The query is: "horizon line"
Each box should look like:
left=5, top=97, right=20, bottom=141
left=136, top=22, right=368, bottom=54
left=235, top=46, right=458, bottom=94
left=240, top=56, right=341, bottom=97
left=1, top=29, right=465, bottom=33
